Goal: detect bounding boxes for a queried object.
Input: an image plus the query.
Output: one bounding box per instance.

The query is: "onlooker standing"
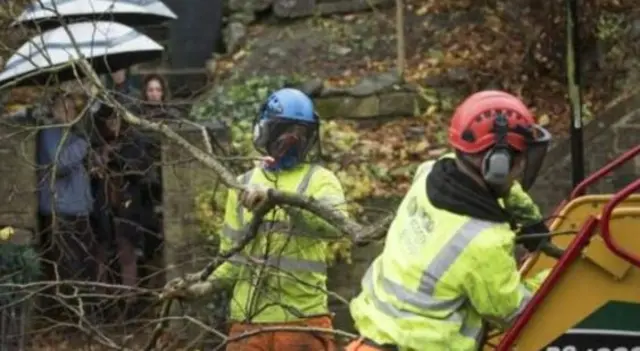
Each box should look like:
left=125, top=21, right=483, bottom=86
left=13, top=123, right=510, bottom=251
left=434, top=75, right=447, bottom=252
left=108, top=69, right=139, bottom=107
left=37, top=92, right=96, bottom=316
left=138, top=74, right=180, bottom=120
left=142, top=73, right=167, bottom=104
left=91, top=109, right=159, bottom=316
left=137, top=74, right=175, bottom=280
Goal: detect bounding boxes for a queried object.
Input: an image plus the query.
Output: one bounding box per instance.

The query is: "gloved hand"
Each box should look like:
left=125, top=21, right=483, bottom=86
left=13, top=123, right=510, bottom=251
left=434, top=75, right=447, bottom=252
left=518, top=221, right=551, bottom=252
left=161, top=274, right=214, bottom=300
left=239, top=184, right=270, bottom=211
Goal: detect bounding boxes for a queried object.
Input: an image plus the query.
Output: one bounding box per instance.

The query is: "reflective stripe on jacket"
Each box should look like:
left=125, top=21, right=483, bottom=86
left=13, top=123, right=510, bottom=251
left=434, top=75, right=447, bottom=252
left=210, top=164, right=347, bottom=323
left=349, top=162, right=542, bottom=351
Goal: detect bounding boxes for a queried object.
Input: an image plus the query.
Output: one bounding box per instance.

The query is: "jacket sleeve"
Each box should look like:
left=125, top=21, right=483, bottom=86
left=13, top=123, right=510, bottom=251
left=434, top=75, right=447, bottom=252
left=462, top=227, right=540, bottom=328
left=286, top=168, right=348, bottom=239
left=503, top=181, right=543, bottom=225
left=206, top=183, right=243, bottom=287
left=51, top=134, right=89, bottom=178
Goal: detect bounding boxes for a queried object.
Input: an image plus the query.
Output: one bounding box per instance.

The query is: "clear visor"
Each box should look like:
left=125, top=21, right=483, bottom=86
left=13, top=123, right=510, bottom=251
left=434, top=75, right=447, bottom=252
left=521, top=124, right=552, bottom=190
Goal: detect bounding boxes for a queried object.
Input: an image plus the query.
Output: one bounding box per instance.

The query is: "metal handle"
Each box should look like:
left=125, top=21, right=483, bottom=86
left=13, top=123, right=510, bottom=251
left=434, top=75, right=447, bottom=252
left=600, top=177, right=640, bottom=268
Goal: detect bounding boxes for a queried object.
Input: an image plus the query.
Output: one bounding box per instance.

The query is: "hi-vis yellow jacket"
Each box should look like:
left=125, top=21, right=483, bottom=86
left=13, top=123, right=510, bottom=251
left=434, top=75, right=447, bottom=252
left=209, top=164, right=347, bottom=323
left=350, top=157, right=547, bottom=350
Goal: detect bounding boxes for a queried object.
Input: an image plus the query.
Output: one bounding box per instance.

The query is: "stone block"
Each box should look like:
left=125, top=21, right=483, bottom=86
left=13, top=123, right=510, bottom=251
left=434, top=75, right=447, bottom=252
left=314, top=95, right=380, bottom=119
left=228, top=0, right=273, bottom=12
left=0, top=121, right=37, bottom=232
left=273, top=0, right=316, bottom=18
left=316, top=0, right=393, bottom=15
left=613, top=126, right=640, bottom=153
left=328, top=242, right=383, bottom=333
left=378, top=92, right=419, bottom=117
left=620, top=109, right=640, bottom=127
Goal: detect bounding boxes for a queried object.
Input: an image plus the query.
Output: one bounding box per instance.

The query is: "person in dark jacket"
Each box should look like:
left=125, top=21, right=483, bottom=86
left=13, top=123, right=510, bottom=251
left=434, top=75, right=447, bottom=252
left=108, top=69, right=139, bottom=106
left=91, top=110, right=158, bottom=310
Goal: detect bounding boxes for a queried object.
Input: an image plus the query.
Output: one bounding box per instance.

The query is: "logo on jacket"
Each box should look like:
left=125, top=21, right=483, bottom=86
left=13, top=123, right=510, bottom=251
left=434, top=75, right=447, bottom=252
left=401, top=196, right=434, bottom=252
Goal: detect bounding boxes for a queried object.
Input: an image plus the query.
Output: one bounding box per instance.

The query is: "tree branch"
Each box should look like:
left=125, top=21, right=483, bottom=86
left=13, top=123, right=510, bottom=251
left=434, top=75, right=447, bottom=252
left=76, top=59, right=392, bottom=350
left=76, top=59, right=391, bottom=244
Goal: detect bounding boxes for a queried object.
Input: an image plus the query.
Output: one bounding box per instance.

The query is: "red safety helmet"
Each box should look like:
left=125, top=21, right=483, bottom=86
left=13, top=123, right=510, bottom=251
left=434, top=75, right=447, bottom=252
left=449, top=91, right=536, bottom=153
left=448, top=90, right=552, bottom=190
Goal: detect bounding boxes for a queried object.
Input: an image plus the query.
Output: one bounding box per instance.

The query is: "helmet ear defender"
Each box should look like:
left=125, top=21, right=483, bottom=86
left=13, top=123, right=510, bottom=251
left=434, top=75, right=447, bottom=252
left=481, top=113, right=514, bottom=187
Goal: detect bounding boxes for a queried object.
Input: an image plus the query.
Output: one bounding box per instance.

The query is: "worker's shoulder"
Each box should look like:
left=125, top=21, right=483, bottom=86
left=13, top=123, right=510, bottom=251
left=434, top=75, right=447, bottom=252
left=413, top=152, right=454, bottom=181
left=462, top=219, right=515, bottom=252
left=308, top=164, right=340, bottom=182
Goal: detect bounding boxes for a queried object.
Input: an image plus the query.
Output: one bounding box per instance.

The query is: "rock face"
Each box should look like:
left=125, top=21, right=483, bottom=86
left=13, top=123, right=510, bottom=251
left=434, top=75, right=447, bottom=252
left=225, top=0, right=393, bottom=18
left=0, top=119, right=37, bottom=243
left=529, top=91, right=640, bottom=214
left=222, top=0, right=394, bottom=56
left=273, top=0, right=394, bottom=18
left=314, top=90, right=426, bottom=119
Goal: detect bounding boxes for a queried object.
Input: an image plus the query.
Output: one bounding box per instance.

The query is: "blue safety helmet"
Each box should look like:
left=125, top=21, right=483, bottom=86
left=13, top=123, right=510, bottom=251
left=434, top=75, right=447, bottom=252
left=252, top=88, right=319, bottom=170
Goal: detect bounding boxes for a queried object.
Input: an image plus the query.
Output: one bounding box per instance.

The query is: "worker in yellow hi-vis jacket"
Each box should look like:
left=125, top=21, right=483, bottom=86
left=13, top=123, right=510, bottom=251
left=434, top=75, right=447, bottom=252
left=345, top=91, right=553, bottom=351
left=414, top=152, right=551, bottom=254
left=175, top=88, right=347, bottom=351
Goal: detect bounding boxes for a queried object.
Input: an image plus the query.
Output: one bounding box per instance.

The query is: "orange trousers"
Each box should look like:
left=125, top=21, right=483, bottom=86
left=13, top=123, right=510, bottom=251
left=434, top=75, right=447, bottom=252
left=225, top=315, right=336, bottom=351
left=344, top=337, right=397, bottom=351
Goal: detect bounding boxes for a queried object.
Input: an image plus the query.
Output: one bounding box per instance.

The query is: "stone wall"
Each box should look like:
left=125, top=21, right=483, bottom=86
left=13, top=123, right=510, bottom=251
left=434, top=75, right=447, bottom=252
left=223, top=0, right=393, bottom=54
left=0, top=119, right=37, bottom=245
left=225, top=0, right=393, bottom=19
left=162, top=122, right=229, bottom=282
left=300, top=73, right=428, bottom=119
left=529, top=92, right=640, bottom=214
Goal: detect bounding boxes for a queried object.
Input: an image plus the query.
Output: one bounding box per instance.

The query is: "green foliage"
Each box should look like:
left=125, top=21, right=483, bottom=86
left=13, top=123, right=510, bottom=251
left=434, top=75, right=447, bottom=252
left=0, top=243, right=40, bottom=306
left=0, top=243, right=40, bottom=283
left=195, top=183, right=229, bottom=247
left=595, top=12, right=625, bottom=41
left=191, top=75, right=304, bottom=159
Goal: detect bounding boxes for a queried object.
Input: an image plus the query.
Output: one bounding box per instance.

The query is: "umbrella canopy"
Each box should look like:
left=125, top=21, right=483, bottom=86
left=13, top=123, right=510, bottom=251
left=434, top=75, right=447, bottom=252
left=0, top=21, right=164, bottom=88
left=13, top=0, right=177, bottom=32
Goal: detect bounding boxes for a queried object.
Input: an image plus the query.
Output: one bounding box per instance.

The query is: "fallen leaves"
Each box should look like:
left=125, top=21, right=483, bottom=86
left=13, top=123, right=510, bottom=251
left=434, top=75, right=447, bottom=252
left=321, top=116, right=449, bottom=204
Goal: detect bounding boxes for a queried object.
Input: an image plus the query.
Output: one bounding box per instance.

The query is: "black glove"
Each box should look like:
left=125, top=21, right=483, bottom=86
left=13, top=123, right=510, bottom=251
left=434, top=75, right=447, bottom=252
left=517, top=220, right=551, bottom=252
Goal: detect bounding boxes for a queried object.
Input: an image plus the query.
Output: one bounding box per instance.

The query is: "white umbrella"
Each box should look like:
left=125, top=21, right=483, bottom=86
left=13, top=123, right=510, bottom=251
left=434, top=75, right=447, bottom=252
left=0, top=21, right=164, bottom=87
left=13, top=0, right=176, bottom=32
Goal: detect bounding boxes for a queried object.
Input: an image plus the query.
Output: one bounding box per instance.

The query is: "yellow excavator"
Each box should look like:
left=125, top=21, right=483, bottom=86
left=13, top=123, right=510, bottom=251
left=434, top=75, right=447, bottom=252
left=485, top=144, right=640, bottom=350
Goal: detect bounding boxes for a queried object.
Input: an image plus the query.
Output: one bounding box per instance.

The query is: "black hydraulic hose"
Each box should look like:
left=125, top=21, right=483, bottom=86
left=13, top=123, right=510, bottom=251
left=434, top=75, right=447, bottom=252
left=541, top=242, right=565, bottom=259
